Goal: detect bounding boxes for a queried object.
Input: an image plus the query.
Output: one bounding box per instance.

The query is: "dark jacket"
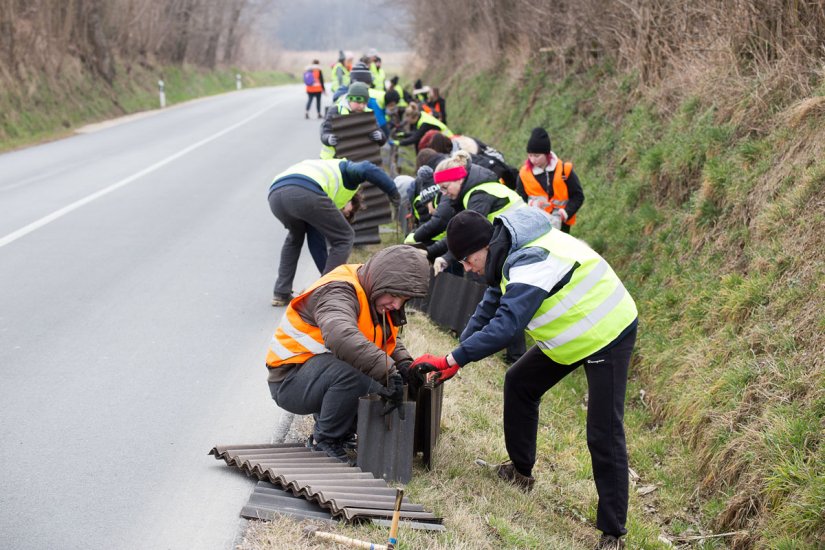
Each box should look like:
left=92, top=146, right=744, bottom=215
left=424, top=163, right=508, bottom=260
left=268, top=245, right=430, bottom=383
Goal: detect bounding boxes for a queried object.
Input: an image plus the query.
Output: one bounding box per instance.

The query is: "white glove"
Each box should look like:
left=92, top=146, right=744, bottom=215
left=369, top=129, right=384, bottom=142
left=556, top=208, right=568, bottom=222
left=433, top=257, right=448, bottom=274
left=327, top=134, right=338, bottom=146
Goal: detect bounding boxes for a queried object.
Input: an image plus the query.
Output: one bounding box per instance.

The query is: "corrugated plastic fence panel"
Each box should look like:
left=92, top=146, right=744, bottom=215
left=426, top=272, right=487, bottom=333
left=413, top=383, right=443, bottom=469
left=329, top=112, right=393, bottom=246
left=209, top=444, right=442, bottom=526
left=356, top=397, right=416, bottom=484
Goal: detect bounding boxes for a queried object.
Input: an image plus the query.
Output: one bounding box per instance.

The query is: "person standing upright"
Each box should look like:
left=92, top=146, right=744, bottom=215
left=303, top=59, right=326, bottom=119
left=516, top=127, right=584, bottom=233
left=330, top=50, right=351, bottom=100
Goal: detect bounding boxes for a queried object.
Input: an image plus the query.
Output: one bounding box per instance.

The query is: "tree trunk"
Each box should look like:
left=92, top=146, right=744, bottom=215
left=222, top=0, right=243, bottom=63
left=86, top=0, right=115, bottom=83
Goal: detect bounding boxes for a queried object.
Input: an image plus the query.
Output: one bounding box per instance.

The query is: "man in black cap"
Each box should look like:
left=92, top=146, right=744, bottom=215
left=516, top=127, right=584, bottom=234
left=412, top=206, right=638, bottom=550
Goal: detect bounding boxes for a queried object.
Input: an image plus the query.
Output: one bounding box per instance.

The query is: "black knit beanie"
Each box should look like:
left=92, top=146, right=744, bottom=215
left=447, top=210, right=494, bottom=260
left=526, top=127, right=551, bottom=154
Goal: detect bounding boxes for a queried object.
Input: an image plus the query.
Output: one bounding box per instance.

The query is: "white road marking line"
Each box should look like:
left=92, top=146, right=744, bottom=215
left=0, top=100, right=280, bottom=249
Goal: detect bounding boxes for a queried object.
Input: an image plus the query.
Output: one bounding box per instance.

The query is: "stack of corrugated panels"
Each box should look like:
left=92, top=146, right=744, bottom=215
left=209, top=443, right=443, bottom=527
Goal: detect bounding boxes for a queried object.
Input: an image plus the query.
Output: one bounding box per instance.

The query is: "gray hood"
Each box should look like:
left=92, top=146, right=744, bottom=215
left=497, top=206, right=554, bottom=252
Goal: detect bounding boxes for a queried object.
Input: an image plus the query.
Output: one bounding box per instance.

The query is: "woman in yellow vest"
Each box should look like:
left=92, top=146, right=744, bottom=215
left=516, top=128, right=584, bottom=234
left=425, top=150, right=524, bottom=273
left=413, top=207, right=637, bottom=549
left=266, top=245, right=431, bottom=462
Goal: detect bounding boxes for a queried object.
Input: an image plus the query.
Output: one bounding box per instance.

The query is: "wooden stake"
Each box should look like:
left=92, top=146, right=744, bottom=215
left=387, top=488, right=404, bottom=549
left=312, top=530, right=382, bottom=549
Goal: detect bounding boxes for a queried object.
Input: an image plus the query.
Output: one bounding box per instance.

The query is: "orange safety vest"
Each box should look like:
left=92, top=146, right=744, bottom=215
left=306, top=68, right=323, bottom=93
left=518, top=159, right=577, bottom=225
left=266, top=265, right=398, bottom=368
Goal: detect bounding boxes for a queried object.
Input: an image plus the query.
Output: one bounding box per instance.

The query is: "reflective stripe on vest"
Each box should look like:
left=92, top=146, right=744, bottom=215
left=272, top=159, right=353, bottom=208
left=502, top=230, right=637, bottom=364
left=266, top=264, right=398, bottom=367
left=462, top=182, right=525, bottom=221
left=518, top=160, right=576, bottom=225
left=417, top=112, right=453, bottom=137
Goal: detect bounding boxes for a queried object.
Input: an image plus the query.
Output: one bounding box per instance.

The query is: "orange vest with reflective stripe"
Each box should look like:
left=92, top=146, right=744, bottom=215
left=266, top=265, right=398, bottom=368
left=518, top=160, right=577, bottom=225
left=306, top=68, right=323, bottom=93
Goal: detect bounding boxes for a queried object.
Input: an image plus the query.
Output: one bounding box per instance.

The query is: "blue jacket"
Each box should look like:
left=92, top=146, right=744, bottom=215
left=451, top=207, right=555, bottom=366
left=269, top=160, right=399, bottom=200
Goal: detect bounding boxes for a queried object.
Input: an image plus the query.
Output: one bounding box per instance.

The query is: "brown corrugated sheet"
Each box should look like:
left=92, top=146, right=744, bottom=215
left=209, top=443, right=443, bottom=525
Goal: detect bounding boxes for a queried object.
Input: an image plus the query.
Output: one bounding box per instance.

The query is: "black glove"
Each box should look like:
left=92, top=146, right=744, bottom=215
left=396, top=358, right=434, bottom=388
left=327, top=134, right=338, bottom=146
left=377, top=372, right=405, bottom=420
left=369, top=129, right=384, bottom=142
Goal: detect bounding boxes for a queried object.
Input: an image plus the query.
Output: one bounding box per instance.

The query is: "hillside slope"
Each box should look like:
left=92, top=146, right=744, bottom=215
left=440, top=63, right=824, bottom=548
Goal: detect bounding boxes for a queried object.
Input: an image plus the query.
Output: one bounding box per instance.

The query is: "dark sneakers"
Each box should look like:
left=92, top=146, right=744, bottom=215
left=594, top=535, right=625, bottom=549
left=271, top=293, right=294, bottom=307
left=496, top=461, right=536, bottom=492
left=476, top=458, right=536, bottom=492
left=312, top=439, right=349, bottom=463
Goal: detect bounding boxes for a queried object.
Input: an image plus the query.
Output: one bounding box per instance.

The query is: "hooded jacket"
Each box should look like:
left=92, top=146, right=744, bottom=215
left=451, top=207, right=636, bottom=366
left=267, top=245, right=430, bottom=383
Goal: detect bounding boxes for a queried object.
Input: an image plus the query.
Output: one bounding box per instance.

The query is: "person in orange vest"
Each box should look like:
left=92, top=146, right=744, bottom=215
left=516, top=128, right=584, bottom=233
left=265, top=245, right=433, bottom=462
left=426, top=87, right=447, bottom=125
left=303, top=59, right=326, bottom=119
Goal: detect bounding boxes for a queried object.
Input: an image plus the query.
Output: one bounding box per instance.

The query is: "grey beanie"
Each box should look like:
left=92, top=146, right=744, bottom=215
left=349, top=62, right=373, bottom=85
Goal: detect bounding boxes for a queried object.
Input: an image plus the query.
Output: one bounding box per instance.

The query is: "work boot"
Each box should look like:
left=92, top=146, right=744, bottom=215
left=594, top=534, right=625, bottom=549
left=312, top=439, right=349, bottom=463
left=341, top=433, right=357, bottom=450
left=271, top=293, right=295, bottom=307
left=496, top=461, right=536, bottom=492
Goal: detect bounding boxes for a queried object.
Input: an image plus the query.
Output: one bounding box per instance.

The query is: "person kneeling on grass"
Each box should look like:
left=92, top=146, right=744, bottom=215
left=264, top=245, right=433, bottom=463
left=412, top=208, right=638, bottom=550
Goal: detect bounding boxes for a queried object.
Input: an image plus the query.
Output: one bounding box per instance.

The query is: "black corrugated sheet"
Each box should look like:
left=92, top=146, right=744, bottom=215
left=329, top=111, right=393, bottom=245
left=414, top=272, right=487, bottom=334
left=209, top=444, right=443, bottom=525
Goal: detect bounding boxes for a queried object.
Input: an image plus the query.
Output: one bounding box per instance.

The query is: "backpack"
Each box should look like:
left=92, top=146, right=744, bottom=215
left=303, top=69, right=315, bottom=86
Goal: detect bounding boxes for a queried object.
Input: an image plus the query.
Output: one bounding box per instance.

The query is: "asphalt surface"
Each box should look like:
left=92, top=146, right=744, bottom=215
left=0, top=85, right=329, bottom=549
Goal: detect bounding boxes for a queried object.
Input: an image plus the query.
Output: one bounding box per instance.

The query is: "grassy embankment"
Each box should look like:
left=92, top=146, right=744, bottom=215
left=242, top=62, right=823, bottom=549
left=0, top=63, right=294, bottom=152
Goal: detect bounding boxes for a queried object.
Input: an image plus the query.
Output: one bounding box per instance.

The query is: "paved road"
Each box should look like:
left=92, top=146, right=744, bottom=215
left=0, top=85, right=329, bottom=549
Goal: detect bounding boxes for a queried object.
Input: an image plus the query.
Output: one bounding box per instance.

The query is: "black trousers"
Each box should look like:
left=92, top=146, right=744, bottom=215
left=503, top=326, right=636, bottom=537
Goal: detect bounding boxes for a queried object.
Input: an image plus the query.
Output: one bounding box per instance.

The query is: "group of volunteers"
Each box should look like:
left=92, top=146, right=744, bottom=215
left=268, top=48, right=637, bottom=550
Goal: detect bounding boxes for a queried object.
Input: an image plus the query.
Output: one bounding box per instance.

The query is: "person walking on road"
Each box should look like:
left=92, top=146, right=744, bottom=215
left=413, top=207, right=638, bottom=550
left=303, top=59, right=326, bottom=119
left=267, top=158, right=401, bottom=306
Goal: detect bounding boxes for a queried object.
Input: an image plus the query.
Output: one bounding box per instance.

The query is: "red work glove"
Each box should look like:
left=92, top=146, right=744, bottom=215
left=412, top=354, right=460, bottom=386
